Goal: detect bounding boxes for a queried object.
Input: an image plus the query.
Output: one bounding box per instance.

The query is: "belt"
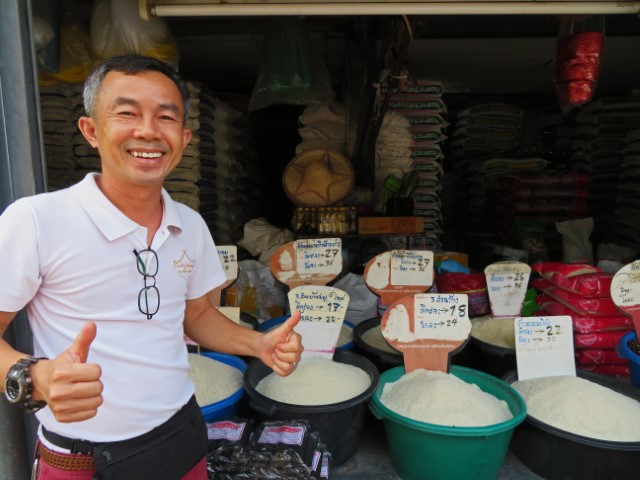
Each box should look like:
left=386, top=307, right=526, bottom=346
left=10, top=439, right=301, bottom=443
left=37, top=443, right=95, bottom=471
left=42, top=426, right=95, bottom=454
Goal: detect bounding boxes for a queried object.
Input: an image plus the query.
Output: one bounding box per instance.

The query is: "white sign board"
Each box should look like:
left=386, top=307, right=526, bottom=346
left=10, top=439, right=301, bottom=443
left=295, top=238, right=342, bottom=276
left=485, top=261, right=531, bottom=317
left=412, top=293, right=471, bottom=340
left=217, top=246, right=238, bottom=282
left=390, top=250, right=434, bottom=286
left=515, top=316, right=576, bottom=381
left=288, top=285, right=349, bottom=360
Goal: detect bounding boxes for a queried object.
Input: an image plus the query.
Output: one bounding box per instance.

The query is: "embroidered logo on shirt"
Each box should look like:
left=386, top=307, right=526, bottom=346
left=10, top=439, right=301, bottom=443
left=174, top=250, right=195, bottom=273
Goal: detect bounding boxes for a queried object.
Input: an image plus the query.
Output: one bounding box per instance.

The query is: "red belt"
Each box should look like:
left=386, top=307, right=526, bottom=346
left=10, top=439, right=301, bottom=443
left=37, top=443, right=95, bottom=471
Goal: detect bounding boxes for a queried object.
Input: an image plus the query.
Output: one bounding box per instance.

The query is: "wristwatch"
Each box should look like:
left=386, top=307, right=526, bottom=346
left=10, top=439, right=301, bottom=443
left=4, top=356, right=47, bottom=413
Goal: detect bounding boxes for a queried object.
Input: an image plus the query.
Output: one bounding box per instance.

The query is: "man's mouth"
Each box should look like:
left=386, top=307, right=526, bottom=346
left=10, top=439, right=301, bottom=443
left=129, top=150, right=163, bottom=159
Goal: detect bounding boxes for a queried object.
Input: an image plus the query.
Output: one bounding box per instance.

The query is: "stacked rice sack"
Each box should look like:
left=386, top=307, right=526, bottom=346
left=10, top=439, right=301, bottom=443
left=616, top=126, right=640, bottom=251
left=163, top=81, right=203, bottom=213
left=201, top=91, right=264, bottom=245
left=296, top=102, right=347, bottom=155
left=531, top=262, right=633, bottom=377
left=572, top=97, right=640, bottom=246
left=447, top=102, right=526, bottom=237
left=380, top=79, right=448, bottom=251
left=40, top=83, right=82, bottom=191
left=486, top=171, right=591, bottom=260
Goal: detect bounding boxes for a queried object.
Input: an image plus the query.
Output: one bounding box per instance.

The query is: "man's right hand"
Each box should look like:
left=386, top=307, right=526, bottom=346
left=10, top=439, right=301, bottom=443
left=32, top=322, right=103, bottom=423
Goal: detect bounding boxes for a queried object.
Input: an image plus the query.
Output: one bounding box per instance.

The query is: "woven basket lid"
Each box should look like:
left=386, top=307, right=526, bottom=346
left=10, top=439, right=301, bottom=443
left=282, top=148, right=355, bottom=207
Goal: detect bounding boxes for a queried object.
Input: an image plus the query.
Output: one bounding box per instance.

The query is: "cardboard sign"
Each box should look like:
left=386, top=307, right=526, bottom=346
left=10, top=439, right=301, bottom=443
left=365, top=250, right=434, bottom=305
left=514, top=316, right=576, bottom=381
left=381, top=293, right=471, bottom=373
left=207, top=246, right=239, bottom=307
left=610, top=260, right=640, bottom=335
left=288, top=285, right=349, bottom=360
left=270, top=239, right=342, bottom=288
left=217, top=245, right=239, bottom=285
left=217, top=306, right=241, bottom=324
left=484, top=261, right=531, bottom=317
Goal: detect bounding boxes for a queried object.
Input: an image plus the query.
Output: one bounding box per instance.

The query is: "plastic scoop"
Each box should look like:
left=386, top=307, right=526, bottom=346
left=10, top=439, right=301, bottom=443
left=380, top=293, right=471, bottom=373
left=364, top=250, right=434, bottom=307
left=288, top=285, right=349, bottom=361
left=270, top=238, right=342, bottom=288
left=610, top=260, right=640, bottom=337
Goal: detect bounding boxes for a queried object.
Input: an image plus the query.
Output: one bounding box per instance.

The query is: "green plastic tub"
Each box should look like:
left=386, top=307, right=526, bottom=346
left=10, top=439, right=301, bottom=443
left=370, top=365, right=527, bottom=480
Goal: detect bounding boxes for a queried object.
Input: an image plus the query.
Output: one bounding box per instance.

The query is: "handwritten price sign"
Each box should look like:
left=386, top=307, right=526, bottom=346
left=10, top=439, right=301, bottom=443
left=288, top=285, right=350, bottom=360
left=515, top=316, right=575, bottom=381
left=217, top=246, right=238, bottom=282
left=390, top=250, right=433, bottom=286
left=610, top=260, right=640, bottom=335
left=413, top=293, right=471, bottom=341
left=485, top=261, right=531, bottom=317
left=295, top=238, right=342, bottom=276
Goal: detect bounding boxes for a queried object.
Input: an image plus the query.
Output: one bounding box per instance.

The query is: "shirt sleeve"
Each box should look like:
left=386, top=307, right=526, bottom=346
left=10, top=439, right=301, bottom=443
left=185, top=215, right=227, bottom=300
left=0, top=200, right=43, bottom=312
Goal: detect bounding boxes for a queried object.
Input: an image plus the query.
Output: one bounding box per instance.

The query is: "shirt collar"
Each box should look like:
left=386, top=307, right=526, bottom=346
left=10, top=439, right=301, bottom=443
left=70, top=173, right=183, bottom=242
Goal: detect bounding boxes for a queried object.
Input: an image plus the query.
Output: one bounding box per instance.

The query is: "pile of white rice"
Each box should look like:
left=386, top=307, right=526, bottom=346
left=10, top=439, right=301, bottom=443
left=188, top=353, right=244, bottom=407
left=381, top=369, right=513, bottom=427
left=256, top=358, right=371, bottom=405
left=512, top=375, right=640, bottom=442
left=471, top=315, right=516, bottom=349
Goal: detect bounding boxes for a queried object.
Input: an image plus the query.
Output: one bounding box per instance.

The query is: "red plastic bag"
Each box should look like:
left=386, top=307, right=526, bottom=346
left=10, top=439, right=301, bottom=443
left=575, top=348, right=629, bottom=366
left=555, top=16, right=605, bottom=111
left=578, top=364, right=630, bottom=377
left=435, top=272, right=489, bottom=317
left=574, top=331, right=629, bottom=349
left=538, top=286, right=619, bottom=317
left=530, top=268, right=612, bottom=298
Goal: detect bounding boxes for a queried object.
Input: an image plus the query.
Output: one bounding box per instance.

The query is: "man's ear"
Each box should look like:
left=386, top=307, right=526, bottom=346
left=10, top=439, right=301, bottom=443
left=78, top=116, right=98, bottom=148
left=182, top=128, right=192, bottom=148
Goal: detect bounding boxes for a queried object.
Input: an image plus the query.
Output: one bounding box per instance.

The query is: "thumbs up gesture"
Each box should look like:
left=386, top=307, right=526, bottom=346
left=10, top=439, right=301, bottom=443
left=32, top=322, right=103, bottom=423
left=259, top=311, right=304, bottom=377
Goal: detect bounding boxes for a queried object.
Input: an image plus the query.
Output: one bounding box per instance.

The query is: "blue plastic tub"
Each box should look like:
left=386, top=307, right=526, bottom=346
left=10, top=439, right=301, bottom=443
left=259, top=315, right=356, bottom=350
left=617, top=331, right=640, bottom=388
left=197, top=352, right=248, bottom=422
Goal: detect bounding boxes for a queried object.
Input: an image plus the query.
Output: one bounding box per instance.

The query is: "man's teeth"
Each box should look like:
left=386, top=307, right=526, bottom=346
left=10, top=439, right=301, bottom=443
left=131, top=151, right=162, bottom=158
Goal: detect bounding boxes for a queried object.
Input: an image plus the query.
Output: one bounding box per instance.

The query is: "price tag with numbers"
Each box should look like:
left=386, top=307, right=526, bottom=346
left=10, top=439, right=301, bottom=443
left=288, top=285, right=350, bottom=360
left=390, top=250, right=434, bottom=286
left=381, top=293, right=471, bottom=373
left=485, top=261, right=531, bottom=317
left=365, top=250, right=434, bottom=306
left=295, top=238, right=342, bottom=275
left=515, top=316, right=575, bottom=381
left=270, top=239, right=342, bottom=288
left=217, top=246, right=238, bottom=283
left=610, top=260, right=640, bottom=336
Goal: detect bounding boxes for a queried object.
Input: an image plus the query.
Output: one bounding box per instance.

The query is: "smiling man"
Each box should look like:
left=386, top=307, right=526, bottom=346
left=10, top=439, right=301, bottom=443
left=0, top=55, right=303, bottom=480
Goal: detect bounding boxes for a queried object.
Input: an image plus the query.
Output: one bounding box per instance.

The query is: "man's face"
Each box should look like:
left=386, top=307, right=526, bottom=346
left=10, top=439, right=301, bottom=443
left=79, top=70, right=191, bottom=188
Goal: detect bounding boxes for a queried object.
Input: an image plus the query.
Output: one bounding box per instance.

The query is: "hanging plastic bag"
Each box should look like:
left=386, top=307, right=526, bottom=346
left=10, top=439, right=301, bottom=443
left=249, top=18, right=335, bottom=111
left=50, top=9, right=93, bottom=83
left=90, top=0, right=179, bottom=70
left=554, top=15, right=605, bottom=111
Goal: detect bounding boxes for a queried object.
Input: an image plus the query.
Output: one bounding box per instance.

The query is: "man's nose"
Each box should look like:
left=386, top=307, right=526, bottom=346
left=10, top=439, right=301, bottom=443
left=134, top=116, right=160, bottom=139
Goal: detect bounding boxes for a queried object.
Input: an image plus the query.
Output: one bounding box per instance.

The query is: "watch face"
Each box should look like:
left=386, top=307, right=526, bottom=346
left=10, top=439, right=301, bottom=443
left=5, top=378, right=21, bottom=400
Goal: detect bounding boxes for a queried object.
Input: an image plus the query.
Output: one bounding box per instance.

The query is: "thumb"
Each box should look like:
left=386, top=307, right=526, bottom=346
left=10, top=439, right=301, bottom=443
left=67, top=322, right=97, bottom=363
left=277, top=311, right=301, bottom=340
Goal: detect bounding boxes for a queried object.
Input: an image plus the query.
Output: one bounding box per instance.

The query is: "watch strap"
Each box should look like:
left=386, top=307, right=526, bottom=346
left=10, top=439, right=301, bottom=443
left=5, top=356, right=48, bottom=413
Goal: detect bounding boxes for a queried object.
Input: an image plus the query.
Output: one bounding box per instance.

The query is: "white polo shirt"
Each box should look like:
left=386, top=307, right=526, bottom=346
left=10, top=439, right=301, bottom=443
left=0, top=173, right=226, bottom=442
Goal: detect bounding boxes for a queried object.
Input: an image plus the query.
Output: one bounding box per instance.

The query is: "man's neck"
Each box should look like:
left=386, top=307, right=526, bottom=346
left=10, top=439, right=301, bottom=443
left=95, top=174, right=164, bottom=243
